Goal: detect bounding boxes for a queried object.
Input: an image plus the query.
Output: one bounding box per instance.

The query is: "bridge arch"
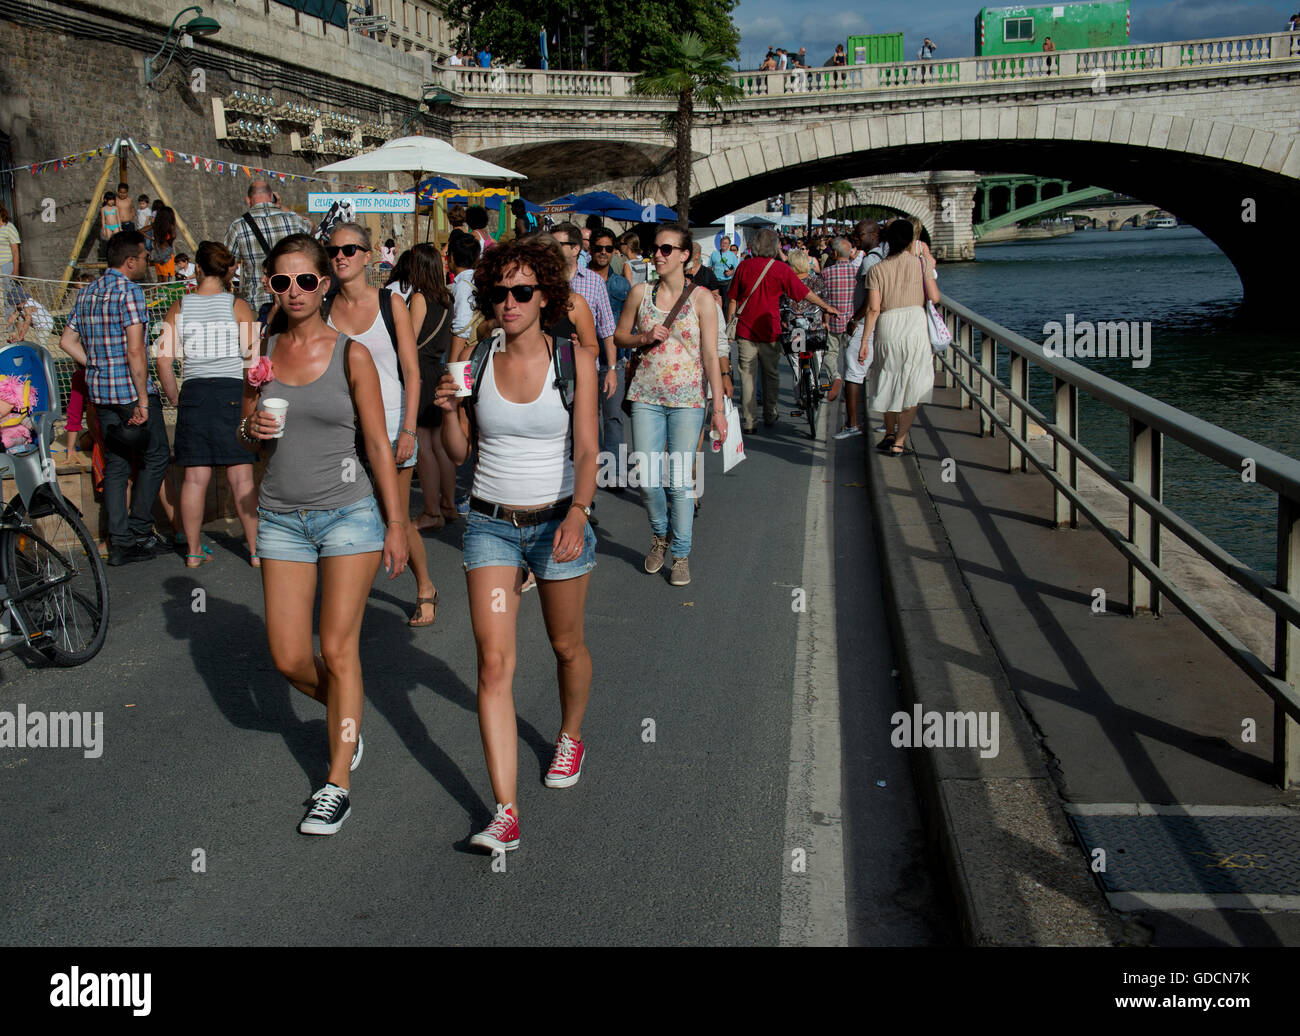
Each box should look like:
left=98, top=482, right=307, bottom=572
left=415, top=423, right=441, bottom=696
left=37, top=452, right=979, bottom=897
left=689, top=104, right=1299, bottom=306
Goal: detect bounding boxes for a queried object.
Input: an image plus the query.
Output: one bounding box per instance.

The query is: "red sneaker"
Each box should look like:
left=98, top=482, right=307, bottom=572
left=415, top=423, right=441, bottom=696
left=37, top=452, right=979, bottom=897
left=544, top=733, right=585, bottom=788
left=470, top=803, right=519, bottom=852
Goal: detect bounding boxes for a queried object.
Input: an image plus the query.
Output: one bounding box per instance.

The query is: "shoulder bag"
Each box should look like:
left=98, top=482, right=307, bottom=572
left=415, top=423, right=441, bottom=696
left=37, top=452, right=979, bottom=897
left=621, top=282, right=696, bottom=417
left=725, top=259, right=774, bottom=344
left=921, top=256, right=951, bottom=354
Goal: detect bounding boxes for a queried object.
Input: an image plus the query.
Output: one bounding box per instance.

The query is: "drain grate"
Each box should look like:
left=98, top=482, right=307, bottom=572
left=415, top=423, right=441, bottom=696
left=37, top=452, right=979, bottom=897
left=1067, top=812, right=1300, bottom=895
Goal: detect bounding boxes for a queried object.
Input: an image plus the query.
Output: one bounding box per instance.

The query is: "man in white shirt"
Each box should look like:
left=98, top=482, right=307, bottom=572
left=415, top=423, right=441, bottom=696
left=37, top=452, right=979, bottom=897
left=449, top=51, right=463, bottom=66
left=447, top=233, right=481, bottom=362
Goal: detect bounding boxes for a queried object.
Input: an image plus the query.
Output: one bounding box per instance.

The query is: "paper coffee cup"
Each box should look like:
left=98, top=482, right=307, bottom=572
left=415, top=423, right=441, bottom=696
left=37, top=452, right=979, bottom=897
left=447, top=361, right=472, bottom=398
left=262, top=397, right=289, bottom=439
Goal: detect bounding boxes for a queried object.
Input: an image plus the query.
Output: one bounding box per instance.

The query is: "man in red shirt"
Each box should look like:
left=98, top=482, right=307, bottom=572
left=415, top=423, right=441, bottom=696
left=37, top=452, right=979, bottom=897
left=725, top=229, right=838, bottom=432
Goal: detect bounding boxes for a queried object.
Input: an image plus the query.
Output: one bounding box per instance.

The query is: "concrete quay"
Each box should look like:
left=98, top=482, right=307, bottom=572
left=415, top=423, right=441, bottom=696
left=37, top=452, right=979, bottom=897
left=867, top=385, right=1300, bottom=947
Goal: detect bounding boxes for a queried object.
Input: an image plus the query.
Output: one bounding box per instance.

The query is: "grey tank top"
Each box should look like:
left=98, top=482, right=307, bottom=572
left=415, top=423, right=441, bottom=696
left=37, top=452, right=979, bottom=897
left=257, top=332, right=373, bottom=513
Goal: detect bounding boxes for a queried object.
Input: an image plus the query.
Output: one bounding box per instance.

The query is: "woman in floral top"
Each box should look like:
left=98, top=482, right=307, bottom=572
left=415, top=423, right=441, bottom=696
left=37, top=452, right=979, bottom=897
left=615, top=225, right=726, bottom=587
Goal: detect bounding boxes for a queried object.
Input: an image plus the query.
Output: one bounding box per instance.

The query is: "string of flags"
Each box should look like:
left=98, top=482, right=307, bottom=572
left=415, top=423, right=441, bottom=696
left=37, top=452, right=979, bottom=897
left=1, top=139, right=384, bottom=193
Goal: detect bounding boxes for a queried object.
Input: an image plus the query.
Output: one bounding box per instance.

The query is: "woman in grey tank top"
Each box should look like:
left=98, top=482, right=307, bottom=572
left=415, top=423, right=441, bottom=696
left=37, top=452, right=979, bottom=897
left=157, top=241, right=259, bottom=568
left=238, top=234, right=409, bottom=837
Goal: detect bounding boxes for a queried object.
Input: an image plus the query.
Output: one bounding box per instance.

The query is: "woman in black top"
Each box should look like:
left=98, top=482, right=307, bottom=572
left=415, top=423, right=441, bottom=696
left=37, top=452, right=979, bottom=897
left=394, top=245, right=458, bottom=532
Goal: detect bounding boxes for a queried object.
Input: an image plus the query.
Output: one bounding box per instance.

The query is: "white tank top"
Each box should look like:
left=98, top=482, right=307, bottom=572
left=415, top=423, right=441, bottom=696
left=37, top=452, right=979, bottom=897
left=328, top=304, right=403, bottom=441
left=470, top=347, right=574, bottom=507
left=178, top=292, right=242, bottom=380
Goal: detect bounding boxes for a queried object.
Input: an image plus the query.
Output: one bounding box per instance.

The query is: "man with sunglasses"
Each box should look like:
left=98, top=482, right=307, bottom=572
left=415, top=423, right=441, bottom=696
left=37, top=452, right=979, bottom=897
left=551, top=223, right=617, bottom=399
left=225, top=179, right=312, bottom=313
left=586, top=228, right=631, bottom=460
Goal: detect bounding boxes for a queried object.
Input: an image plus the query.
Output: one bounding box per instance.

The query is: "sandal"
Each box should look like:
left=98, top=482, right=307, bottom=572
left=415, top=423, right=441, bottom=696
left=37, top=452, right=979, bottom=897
left=889, top=440, right=909, bottom=457
left=408, top=590, right=438, bottom=627
left=249, top=552, right=260, bottom=568
left=876, top=434, right=896, bottom=452
left=185, top=553, right=212, bottom=568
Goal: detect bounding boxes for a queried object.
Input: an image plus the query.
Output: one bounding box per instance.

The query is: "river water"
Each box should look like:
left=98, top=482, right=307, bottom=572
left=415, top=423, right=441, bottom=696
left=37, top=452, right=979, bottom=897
left=936, top=226, right=1299, bottom=578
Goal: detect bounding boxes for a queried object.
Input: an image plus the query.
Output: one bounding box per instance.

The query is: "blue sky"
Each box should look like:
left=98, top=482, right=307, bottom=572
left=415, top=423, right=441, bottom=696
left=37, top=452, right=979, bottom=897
left=733, top=0, right=1296, bottom=69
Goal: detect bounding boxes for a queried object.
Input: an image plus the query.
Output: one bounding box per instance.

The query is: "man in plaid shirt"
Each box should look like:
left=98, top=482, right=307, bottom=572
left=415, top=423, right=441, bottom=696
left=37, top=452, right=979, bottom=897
left=224, top=179, right=312, bottom=312
left=820, top=237, right=857, bottom=407
left=59, top=231, right=173, bottom=566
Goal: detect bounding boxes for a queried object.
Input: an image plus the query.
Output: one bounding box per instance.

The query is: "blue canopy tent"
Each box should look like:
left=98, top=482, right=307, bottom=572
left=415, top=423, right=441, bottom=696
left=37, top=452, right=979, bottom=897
left=606, top=200, right=678, bottom=223
left=414, top=176, right=460, bottom=204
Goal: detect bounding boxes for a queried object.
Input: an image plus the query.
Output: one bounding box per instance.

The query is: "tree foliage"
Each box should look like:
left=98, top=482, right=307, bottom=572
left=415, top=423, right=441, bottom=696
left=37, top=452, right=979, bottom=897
left=448, top=0, right=739, bottom=71
left=633, top=33, right=743, bottom=224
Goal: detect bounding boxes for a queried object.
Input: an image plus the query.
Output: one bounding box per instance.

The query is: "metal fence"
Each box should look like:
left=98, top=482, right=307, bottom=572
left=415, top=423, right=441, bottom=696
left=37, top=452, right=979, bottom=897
left=931, top=294, right=1300, bottom=788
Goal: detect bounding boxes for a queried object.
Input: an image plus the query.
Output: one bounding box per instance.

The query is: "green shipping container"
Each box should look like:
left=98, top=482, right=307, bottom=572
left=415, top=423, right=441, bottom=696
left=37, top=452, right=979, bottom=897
left=846, top=32, right=905, bottom=65
left=975, top=1, right=1129, bottom=56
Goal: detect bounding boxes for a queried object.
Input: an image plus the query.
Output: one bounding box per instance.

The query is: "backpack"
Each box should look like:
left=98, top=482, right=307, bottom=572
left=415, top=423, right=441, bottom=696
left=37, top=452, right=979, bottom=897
left=320, top=288, right=403, bottom=385
left=464, top=329, right=577, bottom=458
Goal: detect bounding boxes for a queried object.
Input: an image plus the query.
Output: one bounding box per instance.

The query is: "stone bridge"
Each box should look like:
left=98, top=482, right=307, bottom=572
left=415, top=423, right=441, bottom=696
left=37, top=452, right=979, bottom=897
left=435, top=31, right=1300, bottom=303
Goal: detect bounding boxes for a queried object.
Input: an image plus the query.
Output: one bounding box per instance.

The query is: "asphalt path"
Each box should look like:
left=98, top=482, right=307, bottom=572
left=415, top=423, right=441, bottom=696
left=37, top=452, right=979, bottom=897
left=0, top=374, right=955, bottom=946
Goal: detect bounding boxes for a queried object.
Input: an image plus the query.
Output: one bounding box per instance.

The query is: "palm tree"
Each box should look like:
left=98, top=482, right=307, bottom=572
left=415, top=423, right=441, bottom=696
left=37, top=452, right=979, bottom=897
left=633, top=32, right=742, bottom=227
left=819, top=180, right=856, bottom=220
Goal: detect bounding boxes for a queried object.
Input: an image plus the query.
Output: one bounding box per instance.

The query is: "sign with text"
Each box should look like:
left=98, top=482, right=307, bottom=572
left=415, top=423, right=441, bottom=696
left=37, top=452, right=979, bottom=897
left=307, top=192, right=415, bottom=214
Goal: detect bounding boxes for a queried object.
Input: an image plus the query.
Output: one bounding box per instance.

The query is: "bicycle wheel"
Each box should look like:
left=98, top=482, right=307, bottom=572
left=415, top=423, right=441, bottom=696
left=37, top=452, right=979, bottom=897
left=801, top=369, right=818, bottom=439
left=3, top=492, right=109, bottom=666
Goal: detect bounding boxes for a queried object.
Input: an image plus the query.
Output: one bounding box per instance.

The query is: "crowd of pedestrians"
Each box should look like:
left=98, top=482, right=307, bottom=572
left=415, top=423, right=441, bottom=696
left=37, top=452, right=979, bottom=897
left=38, top=176, right=937, bottom=849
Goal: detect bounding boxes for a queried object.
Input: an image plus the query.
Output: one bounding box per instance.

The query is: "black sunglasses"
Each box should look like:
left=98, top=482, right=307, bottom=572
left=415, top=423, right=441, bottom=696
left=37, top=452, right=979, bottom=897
left=592, top=244, right=616, bottom=253
left=488, top=284, right=540, bottom=304
left=326, top=243, right=366, bottom=258
left=555, top=238, right=580, bottom=248
left=268, top=273, right=321, bottom=294
left=654, top=244, right=686, bottom=257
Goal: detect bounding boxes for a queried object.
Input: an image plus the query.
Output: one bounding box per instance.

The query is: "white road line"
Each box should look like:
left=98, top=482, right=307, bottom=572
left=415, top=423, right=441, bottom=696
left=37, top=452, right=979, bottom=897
left=779, top=401, right=849, bottom=947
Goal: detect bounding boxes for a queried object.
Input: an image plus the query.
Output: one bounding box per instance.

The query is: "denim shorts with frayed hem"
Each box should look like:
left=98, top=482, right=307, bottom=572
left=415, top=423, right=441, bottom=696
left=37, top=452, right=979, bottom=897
left=256, top=496, right=385, bottom=563
left=462, top=508, right=596, bottom=580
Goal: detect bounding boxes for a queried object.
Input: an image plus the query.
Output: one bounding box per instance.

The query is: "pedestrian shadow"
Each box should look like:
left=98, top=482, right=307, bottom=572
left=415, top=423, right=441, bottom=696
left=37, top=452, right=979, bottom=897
left=361, top=587, right=555, bottom=851
left=159, top=575, right=323, bottom=790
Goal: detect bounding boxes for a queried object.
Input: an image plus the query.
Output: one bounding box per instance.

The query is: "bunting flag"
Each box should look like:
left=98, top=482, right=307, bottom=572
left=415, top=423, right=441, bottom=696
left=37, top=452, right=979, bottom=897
left=1, top=138, right=387, bottom=193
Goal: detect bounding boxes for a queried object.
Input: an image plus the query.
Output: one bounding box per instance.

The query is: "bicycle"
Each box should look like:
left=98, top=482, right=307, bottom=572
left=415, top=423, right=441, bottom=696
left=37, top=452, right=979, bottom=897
left=780, top=317, right=828, bottom=440
left=0, top=341, right=109, bottom=666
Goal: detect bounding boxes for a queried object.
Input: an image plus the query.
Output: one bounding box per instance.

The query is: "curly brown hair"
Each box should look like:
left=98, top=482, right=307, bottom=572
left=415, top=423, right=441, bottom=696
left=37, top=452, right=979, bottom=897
left=473, top=239, right=570, bottom=325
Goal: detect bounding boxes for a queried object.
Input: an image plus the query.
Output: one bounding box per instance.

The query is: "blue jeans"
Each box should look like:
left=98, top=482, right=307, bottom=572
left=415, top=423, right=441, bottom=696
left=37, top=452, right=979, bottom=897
left=630, top=401, right=705, bottom=559
left=599, top=361, right=626, bottom=456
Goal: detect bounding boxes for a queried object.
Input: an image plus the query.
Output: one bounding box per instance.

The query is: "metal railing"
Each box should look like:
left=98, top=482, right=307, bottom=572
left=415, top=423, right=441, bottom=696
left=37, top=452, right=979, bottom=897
left=432, top=30, right=1300, bottom=100
left=931, top=294, right=1300, bottom=789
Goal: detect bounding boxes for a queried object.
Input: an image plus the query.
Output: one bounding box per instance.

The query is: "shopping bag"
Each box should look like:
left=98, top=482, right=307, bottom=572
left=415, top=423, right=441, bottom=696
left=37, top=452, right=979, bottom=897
left=722, top=397, right=745, bottom=473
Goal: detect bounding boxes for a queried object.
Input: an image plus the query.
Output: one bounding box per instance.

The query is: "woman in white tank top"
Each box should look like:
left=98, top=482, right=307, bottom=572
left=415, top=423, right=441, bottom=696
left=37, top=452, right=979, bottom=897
left=326, top=223, right=440, bottom=628
left=434, top=239, right=599, bottom=855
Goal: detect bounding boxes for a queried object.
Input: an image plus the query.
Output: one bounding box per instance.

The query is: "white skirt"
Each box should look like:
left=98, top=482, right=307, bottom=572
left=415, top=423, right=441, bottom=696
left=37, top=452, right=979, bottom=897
left=869, top=306, right=933, bottom=413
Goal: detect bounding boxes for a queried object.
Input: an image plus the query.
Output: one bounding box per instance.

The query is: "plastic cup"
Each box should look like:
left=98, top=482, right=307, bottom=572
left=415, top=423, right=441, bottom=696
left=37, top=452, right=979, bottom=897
left=447, top=361, right=473, bottom=398
left=261, top=397, right=289, bottom=439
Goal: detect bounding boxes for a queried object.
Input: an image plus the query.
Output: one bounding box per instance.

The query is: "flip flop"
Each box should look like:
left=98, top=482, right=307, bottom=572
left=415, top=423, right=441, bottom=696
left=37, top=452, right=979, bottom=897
left=185, top=553, right=212, bottom=568
left=408, top=590, right=438, bottom=627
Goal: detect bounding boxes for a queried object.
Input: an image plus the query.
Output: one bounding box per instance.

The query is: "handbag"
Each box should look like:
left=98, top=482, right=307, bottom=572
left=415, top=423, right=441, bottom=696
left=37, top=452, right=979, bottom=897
left=721, top=396, right=745, bottom=473
left=921, top=256, right=951, bottom=354
left=725, top=259, right=774, bottom=343
left=621, top=282, right=696, bottom=417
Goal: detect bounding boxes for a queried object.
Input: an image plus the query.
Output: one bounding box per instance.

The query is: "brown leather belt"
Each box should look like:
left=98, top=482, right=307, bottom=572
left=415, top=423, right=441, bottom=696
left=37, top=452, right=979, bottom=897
left=470, top=495, right=573, bottom=528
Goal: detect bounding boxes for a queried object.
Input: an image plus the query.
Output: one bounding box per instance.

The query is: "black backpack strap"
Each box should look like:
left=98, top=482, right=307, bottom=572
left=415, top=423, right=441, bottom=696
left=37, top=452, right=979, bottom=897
left=378, top=289, right=403, bottom=386
left=546, top=334, right=577, bottom=460
left=464, top=331, right=498, bottom=452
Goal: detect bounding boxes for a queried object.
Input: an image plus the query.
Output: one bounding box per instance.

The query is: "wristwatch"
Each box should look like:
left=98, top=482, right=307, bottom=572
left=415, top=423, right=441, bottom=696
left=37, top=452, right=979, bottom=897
left=571, top=502, right=592, bottom=519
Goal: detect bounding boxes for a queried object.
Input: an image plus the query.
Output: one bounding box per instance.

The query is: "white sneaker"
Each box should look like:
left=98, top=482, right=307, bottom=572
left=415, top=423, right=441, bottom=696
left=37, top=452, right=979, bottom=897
left=833, top=426, right=863, bottom=440
left=350, top=733, right=363, bottom=772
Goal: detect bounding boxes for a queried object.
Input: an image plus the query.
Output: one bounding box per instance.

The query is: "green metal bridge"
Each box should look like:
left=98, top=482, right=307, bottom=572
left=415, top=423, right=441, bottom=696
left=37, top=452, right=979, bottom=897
left=974, top=175, right=1114, bottom=237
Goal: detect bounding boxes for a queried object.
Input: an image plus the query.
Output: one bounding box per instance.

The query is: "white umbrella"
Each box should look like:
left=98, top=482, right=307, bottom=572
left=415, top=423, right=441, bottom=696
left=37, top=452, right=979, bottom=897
left=317, top=135, right=525, bottom=239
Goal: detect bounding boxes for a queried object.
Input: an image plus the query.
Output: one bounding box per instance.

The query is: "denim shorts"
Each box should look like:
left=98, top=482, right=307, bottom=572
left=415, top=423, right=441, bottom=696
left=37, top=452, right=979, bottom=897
left=462, top=508, right=597, bottom=580
left=256, top=496, right=385, bottom=563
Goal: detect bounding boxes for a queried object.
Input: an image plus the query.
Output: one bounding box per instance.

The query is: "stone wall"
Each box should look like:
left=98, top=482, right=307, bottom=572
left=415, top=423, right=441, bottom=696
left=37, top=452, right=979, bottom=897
left=0, top=1, right=445, bottom=278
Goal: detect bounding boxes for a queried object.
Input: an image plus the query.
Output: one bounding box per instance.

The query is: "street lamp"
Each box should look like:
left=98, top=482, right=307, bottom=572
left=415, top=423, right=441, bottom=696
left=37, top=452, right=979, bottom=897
left=145, top=6, right=221, bottom=85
